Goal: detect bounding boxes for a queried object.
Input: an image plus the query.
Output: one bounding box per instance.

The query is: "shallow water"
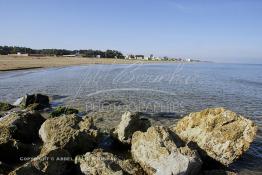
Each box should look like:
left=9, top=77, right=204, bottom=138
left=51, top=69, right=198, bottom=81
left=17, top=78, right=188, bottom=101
left=0, top=63, right=261, bottom=174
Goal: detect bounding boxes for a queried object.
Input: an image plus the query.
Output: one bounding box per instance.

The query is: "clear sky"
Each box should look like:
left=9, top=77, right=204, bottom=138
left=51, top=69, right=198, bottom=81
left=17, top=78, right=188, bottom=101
left=0, top=0, right=262, bottom=63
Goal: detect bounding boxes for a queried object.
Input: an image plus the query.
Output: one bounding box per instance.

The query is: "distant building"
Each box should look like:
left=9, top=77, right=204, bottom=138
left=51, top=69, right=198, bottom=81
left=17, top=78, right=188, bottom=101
left=96, top=55, right=101, bottom=58
left=62, top=55, right=76, bottom=57
left=8, top=52, right=29, bottom=57
left=135, top=55, right=144, bottom=60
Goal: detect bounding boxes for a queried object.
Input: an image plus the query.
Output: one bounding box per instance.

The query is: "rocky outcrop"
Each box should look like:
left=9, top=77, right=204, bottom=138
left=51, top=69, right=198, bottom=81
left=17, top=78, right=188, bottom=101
left=50, top=106, right=79, bottom=117
left=114, top=111, right=151, bottom=144
left=76, top=149, right=145, bottom=175
left=39, top=114, right=97, bottom=156
left=172, top=107, right=257, bottom=166
left=0, top=111, right=45, bottom=143
left=131, top=126, right=202, bottom=175
left=9, top=148, right=72, bottom=175
left=13, top=94, right=50, bottom=110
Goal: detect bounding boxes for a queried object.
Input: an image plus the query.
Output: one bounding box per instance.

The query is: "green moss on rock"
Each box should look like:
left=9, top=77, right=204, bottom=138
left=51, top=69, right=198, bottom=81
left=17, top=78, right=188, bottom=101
left=0, top=102, right=14, bottom=111
left=50, top=106, right=79, bottom=117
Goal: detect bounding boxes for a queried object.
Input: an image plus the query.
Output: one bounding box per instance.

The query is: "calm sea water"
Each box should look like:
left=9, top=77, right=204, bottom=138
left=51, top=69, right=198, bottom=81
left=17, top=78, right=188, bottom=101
left=0, top=63, right=261, bottom=174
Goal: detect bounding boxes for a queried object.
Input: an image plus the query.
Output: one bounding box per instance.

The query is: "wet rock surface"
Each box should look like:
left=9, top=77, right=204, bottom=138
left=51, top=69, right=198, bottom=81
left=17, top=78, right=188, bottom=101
left=172, top=108, right=257, bottom=166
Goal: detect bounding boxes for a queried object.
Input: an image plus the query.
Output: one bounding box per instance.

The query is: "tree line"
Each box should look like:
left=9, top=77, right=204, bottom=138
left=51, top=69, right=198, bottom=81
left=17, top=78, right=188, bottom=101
left=0, top=46, right=124, bottom=58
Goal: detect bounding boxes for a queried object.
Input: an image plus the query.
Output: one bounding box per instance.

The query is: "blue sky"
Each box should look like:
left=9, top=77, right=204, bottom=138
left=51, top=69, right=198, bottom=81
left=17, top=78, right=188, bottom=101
left=0, top=0, right=262, bottom=63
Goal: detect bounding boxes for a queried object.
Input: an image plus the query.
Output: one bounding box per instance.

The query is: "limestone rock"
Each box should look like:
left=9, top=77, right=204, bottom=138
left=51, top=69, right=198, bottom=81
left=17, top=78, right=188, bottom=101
left=131, top=126, right=202, bottom=175
left=0, top=126, right=39, bottom=163
left=9, top=148, right=71, bottom=175
left=39, top=114, right=97, bottom=156
left=0, top=111, right=45, bottom=143
left=13, top=94, right=50, bottom=109
left=76, top=149, right=145, bottom=175
left=114, top=111, right=151, bottom=144
left=173, top=108, right=257, bottom=165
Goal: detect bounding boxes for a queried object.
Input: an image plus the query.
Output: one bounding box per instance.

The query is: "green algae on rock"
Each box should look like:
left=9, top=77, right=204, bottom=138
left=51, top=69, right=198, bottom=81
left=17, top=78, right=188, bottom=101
left=50, top=106, right=79, bottom=117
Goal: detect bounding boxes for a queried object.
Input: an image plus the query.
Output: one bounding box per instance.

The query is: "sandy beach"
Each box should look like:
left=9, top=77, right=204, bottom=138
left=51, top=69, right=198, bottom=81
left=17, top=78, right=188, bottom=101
left=0, top=55, right=175, bottom=71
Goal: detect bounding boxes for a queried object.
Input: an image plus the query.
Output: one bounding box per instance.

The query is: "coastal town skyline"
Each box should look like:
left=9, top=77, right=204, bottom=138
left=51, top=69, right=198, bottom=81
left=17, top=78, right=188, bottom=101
left=1, top=0, right=262, bottom=63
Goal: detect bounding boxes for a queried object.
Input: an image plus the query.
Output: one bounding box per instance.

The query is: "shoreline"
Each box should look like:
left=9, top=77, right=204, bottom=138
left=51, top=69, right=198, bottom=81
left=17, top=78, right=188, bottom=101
left=0, top=55, right=194, bottom=72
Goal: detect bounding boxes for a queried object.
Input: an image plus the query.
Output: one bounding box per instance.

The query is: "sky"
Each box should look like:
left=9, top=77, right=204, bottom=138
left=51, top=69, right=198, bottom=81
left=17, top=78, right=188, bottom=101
left=0, top=0, right=262, bottom=63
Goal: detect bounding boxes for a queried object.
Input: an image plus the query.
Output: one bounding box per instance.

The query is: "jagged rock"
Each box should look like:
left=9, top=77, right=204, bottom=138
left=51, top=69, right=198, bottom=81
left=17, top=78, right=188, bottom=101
left=50, top=106, right=79, bottom=117
left=76, top=149, right=145, bottom=175
left=172, top=108, right=257, bottom=165
left=39, top=114, right=97, bottom=156
left=131, top=126, right=202, bottom=175
left=0, top=111, right=45, bottom=143
left=0, top=102, right=14, bottom=111
left=9, top=148, right=72, bottom=175
left=13, top=94, right=50, bottom=109
left=114, top=111, right=151, bottom=144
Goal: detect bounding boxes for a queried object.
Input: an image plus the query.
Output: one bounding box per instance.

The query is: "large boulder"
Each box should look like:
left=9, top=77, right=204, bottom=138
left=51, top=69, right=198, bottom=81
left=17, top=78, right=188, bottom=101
left=39, top=114, right=97, bottom=156
left=76, top=149, right=145, bottom=175
left=0, top=111, right=45, bottom=143
left=172, top=108, right=257, bottom=165
left=13, top=94, right=50, bottom=110
left=114, top=111, right=151, bottom=144
left=131, top=126, right=202, bottom=175
left=9, top=148, right=72, bottom=175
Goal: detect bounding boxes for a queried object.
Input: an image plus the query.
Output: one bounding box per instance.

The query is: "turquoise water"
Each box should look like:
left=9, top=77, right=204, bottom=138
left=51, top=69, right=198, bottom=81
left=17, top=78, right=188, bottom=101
left=0, top=63, right=261, bottom=174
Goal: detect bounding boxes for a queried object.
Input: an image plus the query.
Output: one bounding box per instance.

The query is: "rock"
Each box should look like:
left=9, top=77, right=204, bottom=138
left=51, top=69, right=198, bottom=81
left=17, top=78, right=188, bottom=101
left=0, top=111, right=45, bottom=143
left=50, top=106, right=79, bottom=117
left=0, top=126, right=39, bottom=163
left=39, top=114, right=97, bottom=156
left=76, top=149, right=145, bottom=175
left=172, top=108, right=257, bottom=165
left=114, top=111, right=151, bottom=144
left=13, top=94, right=50, bottom=109
left=131, top=126, right=202, bottom=175
left=9, top=148, right=72, bottom=175
left=202, top=170, right=237, bottom=175
left=0, top=102, right=14, bottom=111
left=0, top=161, right=12, bottom=175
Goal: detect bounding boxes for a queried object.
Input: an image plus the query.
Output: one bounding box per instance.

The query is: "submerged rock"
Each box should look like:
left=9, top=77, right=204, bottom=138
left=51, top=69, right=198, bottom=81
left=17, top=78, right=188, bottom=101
left=114, top=111, right=151, bottom=144
left=0, top=102, right=14, bottom=111
left=13, top=94, right=50, bottom=110
left=50, top=106, right=79, bottom=117
left=39, top=114, right=97, bottom=156
left=131, top=126, right=202, bottom=175
left=173, top=107, right=257, bottom=166
left=9, top=148, right=72, bottom=175
left=76, top=149, right=145, bottom=175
